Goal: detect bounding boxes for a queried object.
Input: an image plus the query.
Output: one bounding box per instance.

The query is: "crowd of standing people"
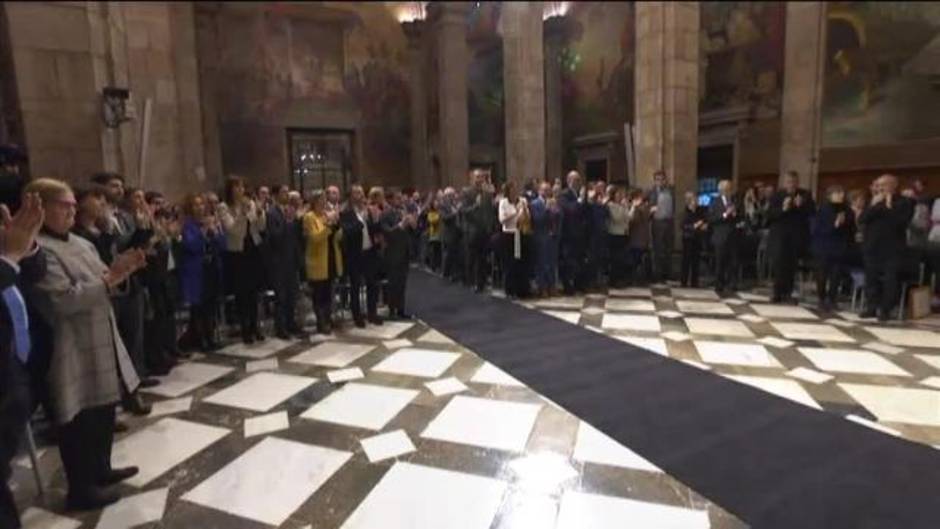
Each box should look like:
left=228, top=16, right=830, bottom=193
left=0, top=134, right=934, bottom=528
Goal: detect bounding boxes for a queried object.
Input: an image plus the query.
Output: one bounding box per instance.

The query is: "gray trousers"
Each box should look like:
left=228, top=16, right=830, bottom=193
left=651, top=219, right=674, bottom=281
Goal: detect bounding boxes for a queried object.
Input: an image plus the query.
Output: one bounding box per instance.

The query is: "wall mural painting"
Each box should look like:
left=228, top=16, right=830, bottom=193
left=560, top=2, right=634, bottom=145
left=467, top=2, right=504, bottom=151
left=823, top=2, right=940, bottom=147
left=699, top=1, right=786, bottom=114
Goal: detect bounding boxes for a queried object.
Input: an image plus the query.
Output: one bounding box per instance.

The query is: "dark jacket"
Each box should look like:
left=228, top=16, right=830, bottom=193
left=339, top=206, right=380, bottom=262
left=380, top=206, right=411, bottom=266
left=812, top=201, right=855, bottom=261
left=708, top=194, right=743, bottom=246
left=264, top=205, right=303, bottom=279
left=767, top=189, right=815, bottom=256
left=178, top=218, right=225, bottom=306
left=559, top=187, right=588, bottom=242
left=858, top=194, right=915, bottom=257
left=681, top=205, right=707, bottom=241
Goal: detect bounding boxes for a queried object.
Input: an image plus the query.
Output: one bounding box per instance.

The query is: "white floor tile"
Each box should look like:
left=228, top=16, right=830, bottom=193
left=572, top=421, right=661, bottom=472
left=493, top=492, right=558, bottom=528
left=656, top=310, right=683, bottom=319
left=725, top=298, right=749, bottom=306
left=339, top=462, right=506, bottom=529
left=661, top=331, right=692, bottom=342
left=601, top=314, right=661, bottom=332
left=756, top=336, right=795, bottom=349
left=417, top=329, right=456, bottom=345
left=149, top=397, right=193, bottom=418
left=786, top=367, right=834, bottom=385
left=671, top=288, right=720, bottom=300
left=371, top=348, right=461, bottom=378
left=770, top=322, right=855, bottom=343
left=919, top=377, right=940, bottom=390
left=141, top=362, right=235, bottom=398
left=183, top=437, right=351, bottom=526
left=738, top=313, right=767, bottom=323
left=327, top=367, right=365, bottom=383
left=837, top=311, right=877, bottom=323
left=684, top=317, right=754, bottom=338
left=916, top=354, right=940, bottom=371
left=543, top=310, right=581, bottom=324
left=471, top=362, right=525, bottom=387
left=681, top=359, right=713, bottom=371
left=534, top=297, right=585, bottom=309
left=556, top=490, right=710, bottom=529
left=846, top=414, right=902, bottom=437
left=608, top=287, right=651, bottom=297
left=244, top=411, right=290, bottom=438
left=864, top=327, right=940, bottom=348
left=738, top=292, right=770, bottom=302
left=245, top=358, right=279, bottom=373
left=422, top=395, right=541, bottom=452
left=203, top=372, right=317, bottom=412
left=862, top=342, right=905, bottom=356
left=839, top=384, right=940, bottom=427
left=726, top=375, right=821, bottom=409
left=20, top=508, right=80, bottom=529
left=425, top=377, right=469, bottom=397
left=581, top=306, right=606, bottom=316
left=216, top=338, right=294, bottom=359
left=798, top=347, right=910, bottom=377
left=112, top=418, right=230, bottom=487
left=343, top=321, right=415, bottom=340
left=615, top=336, right=669, bottom=356
left=676, top=300, right=733, bottom=315
left=825, top=318, right=857, bottom=328
left=605, top=299, right=656, bottom=312
left=383, top=338, right=414, bottom=349
left=508, top=452, right=578, bottom=492
left=301, top=383, right=419, bottom=430
left=95, top=488, right=168, bottom=529
left=288, top=342, right=376, bottom=368
left=360, top=430, right=416, bottom=462
left=750, top=304, right=819, bottom=320
left=694, top=341, right=781, bottom=368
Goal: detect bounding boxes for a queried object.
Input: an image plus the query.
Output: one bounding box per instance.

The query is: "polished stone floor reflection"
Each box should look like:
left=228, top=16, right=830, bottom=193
left=11, top=311, right=746, bottom=528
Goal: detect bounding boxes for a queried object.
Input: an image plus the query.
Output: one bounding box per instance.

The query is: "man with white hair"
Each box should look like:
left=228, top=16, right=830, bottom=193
left=858, top=174, right=914, bottom=321
left=558, top=170, right=589, bottom=295
left=708, top=179, right=743, bottom=295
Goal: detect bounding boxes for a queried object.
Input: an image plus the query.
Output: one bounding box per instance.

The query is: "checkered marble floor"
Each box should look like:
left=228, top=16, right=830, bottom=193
left=522, top=284, right=940, bottom=447
left=11, top=316, right=745, bottom=528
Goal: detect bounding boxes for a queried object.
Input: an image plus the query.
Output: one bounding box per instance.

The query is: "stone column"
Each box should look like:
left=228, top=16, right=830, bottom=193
left=501, top=2, right=545, bottom=186
left=428, top=2, right=470, bottom=188
left=779, top=1, right=827, bottom=193
left=169, top=1, right=208, bottom=195
left=403, top=19, right=429, bottom=190
left=543, top=14, right=566, bottom=186
left=634, top=1, right=699, bottom=200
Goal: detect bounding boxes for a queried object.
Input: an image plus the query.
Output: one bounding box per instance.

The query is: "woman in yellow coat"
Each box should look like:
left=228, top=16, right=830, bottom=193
left=303, top=189, right=343, bottom=334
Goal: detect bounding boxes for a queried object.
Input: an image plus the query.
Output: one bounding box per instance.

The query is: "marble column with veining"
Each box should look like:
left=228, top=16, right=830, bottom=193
left=403, top=19, right=429, bottom=191
left=428, top=2, right=471, bottom=188
left=543, top=14, right=566, bottom=186
left=501, top=1, right=545, bottom=186
left=779, top=1, right=827, bottom=193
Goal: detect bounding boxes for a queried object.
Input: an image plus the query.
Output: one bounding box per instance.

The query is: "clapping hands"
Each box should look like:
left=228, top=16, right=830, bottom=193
left=104, top=248, right=147, bottom=289
left=0, top=193, right=44, bottom=263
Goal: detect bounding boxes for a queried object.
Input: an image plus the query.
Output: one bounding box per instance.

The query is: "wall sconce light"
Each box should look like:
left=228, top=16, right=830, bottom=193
left=101, top=87, right=133, bottom=129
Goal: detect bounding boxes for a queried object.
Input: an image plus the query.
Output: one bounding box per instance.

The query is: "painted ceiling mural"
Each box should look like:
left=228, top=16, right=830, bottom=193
left=699, top=1, right=786, bottom=114
left=823, top=2, right=940, bottom=147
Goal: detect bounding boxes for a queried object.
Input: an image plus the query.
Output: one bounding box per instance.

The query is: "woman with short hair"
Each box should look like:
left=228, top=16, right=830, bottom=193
left=28, top=178, right=146, bottom=509
left=303, top=190, right=343, bottom=333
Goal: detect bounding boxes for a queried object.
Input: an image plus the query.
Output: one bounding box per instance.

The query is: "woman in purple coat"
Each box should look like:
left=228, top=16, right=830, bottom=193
left=178, top=193, right=225, bottom=351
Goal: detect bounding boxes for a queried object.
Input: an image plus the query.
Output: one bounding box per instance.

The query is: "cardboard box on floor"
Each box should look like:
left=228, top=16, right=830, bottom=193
left=907, top=285, right=931, bottom=320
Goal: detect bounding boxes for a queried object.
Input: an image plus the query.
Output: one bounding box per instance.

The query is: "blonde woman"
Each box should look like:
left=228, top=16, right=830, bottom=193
left=303, top=190, right=343, bottom=334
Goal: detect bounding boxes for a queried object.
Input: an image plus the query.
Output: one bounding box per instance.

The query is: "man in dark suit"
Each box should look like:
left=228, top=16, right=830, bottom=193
left=439, top=188, right=462, bottom=282
left=459, top=169, right=496, bottom=292
left=265, top=185, right=304, bottom=338
left=380, top=188, right=416, bottom=319
left=858, top=174, right=915, bottom=321
left=708, top=179, right=743, bottom=295
left=559, top=170, right=589, bottom=295
left=340, top=185, right=382, bottom=328
left=0, top=192, right=43, bottom=529
left=766, top=171, right=816, bottom=303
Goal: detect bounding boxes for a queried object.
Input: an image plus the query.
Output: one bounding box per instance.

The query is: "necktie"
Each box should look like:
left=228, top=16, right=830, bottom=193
left=2, top=286, right=30, bottom=363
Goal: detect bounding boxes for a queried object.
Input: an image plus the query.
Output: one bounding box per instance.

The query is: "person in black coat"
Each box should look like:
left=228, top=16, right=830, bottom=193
left=0, top=193, right=44, bottom=529
left=858, top=174, right=915, bottom=321
left=265, top=185, right=304, bottom=338
left=558, top=171, right=590, bottom=295
left=680, top=191, right=707, bottom=288
left=766, top=171, right=816, bottom=303
left=380, top=188, right=416, bottom=319
left=811, top=185, right=855, bottom=312
left=708, top=179, right=743, bottom=295
left=340, top=185, right=383, bottom=327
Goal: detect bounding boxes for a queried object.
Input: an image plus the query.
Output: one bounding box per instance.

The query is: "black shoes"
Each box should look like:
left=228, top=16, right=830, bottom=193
left=354, top=319, right=366, bottom=329
left=100, top=466, right=139, bottom=486
left=368, top=316, right=384, bottom=326
left=124, top=393, right=151, bottom=416
left=138, top=378, right=159, bottom=389
left=67, top=486, right=121, bottom=511
left=859, top=309, right=877, bottom=319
